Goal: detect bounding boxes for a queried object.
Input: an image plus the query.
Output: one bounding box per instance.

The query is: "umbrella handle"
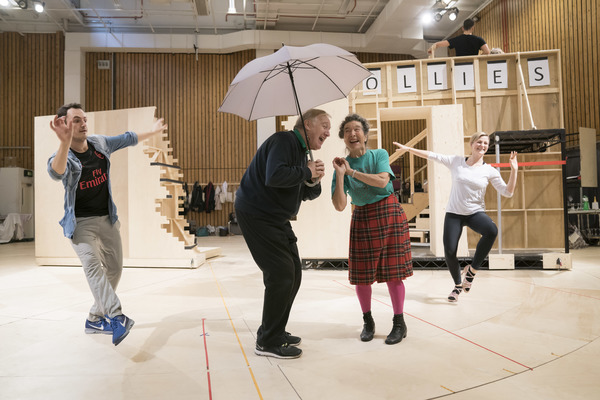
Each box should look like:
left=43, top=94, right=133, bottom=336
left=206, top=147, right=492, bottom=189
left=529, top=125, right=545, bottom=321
left=305, top=177, right=320, bottom=187
left=287, top=61, right=315, bottom=162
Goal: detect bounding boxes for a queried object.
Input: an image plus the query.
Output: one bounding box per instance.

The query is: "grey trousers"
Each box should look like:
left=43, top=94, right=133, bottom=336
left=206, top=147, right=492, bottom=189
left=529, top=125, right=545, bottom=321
left=71, top=216, right=123, bottom=321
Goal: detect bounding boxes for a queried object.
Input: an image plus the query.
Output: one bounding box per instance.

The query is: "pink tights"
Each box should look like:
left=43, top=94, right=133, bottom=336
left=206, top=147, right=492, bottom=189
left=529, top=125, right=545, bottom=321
left=355, top=280, right=405, bottom=315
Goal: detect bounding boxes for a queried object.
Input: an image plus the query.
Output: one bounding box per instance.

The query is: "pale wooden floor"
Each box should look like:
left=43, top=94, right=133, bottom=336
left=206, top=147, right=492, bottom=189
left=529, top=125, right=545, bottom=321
left=1, top=237, right=599, bottom=400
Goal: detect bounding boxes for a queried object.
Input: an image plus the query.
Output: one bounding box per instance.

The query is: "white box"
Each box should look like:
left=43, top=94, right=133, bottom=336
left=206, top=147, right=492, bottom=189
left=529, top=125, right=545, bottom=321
left=488, top=253, right=515, bottom=269
left=542, top=253, right=572, bottom=270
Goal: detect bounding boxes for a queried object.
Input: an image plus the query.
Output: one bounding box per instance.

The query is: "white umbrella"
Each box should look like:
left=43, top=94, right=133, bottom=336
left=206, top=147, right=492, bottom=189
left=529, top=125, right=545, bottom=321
left=218, top=43, right=372, bottom=159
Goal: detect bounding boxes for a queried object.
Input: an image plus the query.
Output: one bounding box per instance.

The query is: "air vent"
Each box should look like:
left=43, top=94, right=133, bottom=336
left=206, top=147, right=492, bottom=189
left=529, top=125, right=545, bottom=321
left=97, top=60, right=110, bottom=70
left=194, top=0, right=210, bottom=16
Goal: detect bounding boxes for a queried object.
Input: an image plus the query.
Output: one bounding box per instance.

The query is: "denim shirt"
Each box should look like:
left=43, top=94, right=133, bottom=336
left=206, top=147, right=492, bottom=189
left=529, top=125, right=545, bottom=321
left=47, top=132, right=139, bottom=238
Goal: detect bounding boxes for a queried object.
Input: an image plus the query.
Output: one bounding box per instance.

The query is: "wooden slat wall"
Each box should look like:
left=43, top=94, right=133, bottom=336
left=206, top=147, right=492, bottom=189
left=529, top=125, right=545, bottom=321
left=85, top=50, right=257, bottom=228
left=476, top=0, right=599, bottom=147
left=0, top=32, right=64, bottom=170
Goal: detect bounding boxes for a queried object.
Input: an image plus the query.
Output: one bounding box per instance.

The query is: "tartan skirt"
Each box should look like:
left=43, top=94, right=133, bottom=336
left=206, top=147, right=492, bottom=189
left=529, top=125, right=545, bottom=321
left=349, top=194, right=413, bottom=285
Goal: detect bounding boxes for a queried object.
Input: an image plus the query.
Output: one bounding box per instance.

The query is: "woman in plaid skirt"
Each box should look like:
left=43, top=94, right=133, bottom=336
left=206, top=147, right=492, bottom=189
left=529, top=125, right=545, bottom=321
left=332, top=114, right=413, bottom=345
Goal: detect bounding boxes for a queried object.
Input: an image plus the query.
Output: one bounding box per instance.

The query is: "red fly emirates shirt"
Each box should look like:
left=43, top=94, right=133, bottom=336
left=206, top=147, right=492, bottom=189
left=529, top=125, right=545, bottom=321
left=73, top=142, right=110, bottom=217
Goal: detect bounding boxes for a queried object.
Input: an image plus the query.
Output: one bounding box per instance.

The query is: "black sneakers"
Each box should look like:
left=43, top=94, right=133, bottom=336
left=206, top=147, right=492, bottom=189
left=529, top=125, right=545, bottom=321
left=255, top=343, right=302, bottom=359
left=284, top=332, right=301, bottom=346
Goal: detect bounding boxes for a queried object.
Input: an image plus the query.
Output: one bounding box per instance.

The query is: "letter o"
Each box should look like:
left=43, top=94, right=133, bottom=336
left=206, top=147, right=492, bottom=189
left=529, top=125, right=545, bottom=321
left=365, top=77, right=379, bottom=90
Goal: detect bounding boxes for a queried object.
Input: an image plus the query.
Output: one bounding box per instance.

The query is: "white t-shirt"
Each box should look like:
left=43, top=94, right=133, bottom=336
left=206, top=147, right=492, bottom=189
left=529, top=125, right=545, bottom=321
left=428, top=152, right=513, bottom=215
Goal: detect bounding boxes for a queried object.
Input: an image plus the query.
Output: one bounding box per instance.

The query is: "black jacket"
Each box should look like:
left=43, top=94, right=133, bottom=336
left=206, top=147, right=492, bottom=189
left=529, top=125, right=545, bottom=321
left=235, top=130, right=321, bottom=221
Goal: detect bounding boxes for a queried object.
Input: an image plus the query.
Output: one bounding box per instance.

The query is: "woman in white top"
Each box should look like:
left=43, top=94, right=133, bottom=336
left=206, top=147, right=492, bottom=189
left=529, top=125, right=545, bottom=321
left=394, top=132, right=518, bottom=302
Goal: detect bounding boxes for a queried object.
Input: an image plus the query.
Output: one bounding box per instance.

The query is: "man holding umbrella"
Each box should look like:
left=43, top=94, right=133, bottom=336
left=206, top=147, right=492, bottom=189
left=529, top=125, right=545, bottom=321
left=235, top=108, right=331, bottom=359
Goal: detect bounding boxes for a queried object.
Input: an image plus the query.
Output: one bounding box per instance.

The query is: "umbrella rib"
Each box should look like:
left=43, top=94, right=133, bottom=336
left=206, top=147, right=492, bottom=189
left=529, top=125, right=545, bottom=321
left=247, top=73, right=274, bottom=120
left=289, top=57, right=361, bottom=97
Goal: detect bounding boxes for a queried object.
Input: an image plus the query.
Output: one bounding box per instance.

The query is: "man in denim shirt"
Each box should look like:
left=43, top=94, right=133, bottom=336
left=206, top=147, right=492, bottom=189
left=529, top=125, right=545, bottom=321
left=48, top=103, right=167, bottom=346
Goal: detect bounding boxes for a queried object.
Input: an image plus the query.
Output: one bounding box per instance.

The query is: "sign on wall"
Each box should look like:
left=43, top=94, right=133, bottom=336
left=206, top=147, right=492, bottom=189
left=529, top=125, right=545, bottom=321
left=363, top=69, right=381, bottom=95
left=427, top=62, right=448, bottom=90
left=527, top=57, right=550, bottom=87
left=360, top=56, right=553, bottom=94
left=396, top=65, right=417, bottom=93
left=454, top=62, right=475, bottom=91
left=487, top=60, right=508, bottom=89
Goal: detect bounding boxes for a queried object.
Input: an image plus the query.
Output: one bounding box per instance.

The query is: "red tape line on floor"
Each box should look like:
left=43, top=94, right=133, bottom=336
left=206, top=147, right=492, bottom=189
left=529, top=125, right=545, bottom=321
left=202, top=318, right=213, bottom=400
left=333, top=280, right=533, bottom=371
left=490, top=160, right=566, bottom=168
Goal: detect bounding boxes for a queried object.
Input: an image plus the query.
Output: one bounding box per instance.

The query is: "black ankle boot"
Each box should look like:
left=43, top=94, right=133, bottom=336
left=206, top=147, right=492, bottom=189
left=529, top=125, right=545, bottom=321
left=385, top=314, right=407, bottom=345
left=360, top=311, right=375, bottom=342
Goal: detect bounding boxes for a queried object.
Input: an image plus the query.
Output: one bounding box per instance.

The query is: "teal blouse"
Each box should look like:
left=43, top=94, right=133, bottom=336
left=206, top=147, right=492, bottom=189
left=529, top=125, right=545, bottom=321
left=331, top=149, right=395, bottom=206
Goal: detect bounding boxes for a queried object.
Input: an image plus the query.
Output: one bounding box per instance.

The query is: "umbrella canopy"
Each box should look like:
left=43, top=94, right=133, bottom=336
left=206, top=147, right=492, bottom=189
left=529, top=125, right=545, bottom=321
left=218, top=43, right=372, bottom=121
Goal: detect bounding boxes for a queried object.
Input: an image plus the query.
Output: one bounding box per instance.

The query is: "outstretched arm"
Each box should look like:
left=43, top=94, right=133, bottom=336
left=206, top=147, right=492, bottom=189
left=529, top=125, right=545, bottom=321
left=428, top=40, right=449, bottom=57
left=393, top=142, right=430, bottom=160
left=136, top=118, right=168, bottom=142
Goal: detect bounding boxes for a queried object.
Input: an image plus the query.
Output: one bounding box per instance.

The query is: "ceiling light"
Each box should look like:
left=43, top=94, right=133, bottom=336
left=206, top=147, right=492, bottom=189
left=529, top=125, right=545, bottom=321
left=434, top=13, right=443, bottom=22
left=421, top=11, right=433, bottom=24
left=0, top=0, right=9, bottom=6
left=16, top=0, right=27, bottom=9
left=448, top=8, right=459, bottom=21
left=228, top=0, right=236, bottom=14
left=34, top=0, right=44, bottom=12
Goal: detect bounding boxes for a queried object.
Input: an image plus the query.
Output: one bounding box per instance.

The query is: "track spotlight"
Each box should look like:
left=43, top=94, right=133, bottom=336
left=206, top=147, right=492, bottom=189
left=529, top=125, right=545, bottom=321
left=34, top=0, right=44, bottom=12
left=16, top=0, right=27, bottom=9
left=448, top=8, right=459, bottom=21
left=434, top=13, right=443, bottom=22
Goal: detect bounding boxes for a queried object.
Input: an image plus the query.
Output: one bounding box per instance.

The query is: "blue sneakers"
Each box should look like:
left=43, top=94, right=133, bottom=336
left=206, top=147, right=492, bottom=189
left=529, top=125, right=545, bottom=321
left=85, top=318, right=113, bottom=335
left=109, top=314, right=135, bottom=346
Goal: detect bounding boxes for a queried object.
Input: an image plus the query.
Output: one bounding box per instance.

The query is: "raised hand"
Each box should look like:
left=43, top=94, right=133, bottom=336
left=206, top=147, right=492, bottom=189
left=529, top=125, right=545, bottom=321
left=152, top=118, right=168, bottom=135
left=49, top=115, right=73, bottom=145
left=509, top=151, right=518, bottom=170
left=332, top=157, right=347, bottom=175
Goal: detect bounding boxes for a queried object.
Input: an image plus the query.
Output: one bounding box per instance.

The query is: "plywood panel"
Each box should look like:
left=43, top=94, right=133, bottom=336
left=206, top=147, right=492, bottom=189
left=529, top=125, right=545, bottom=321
left=481, top=95, right=519, bottom=133
left=527, top=210, right=564, bottom=249
left=524, top=171, right=563, bottom=209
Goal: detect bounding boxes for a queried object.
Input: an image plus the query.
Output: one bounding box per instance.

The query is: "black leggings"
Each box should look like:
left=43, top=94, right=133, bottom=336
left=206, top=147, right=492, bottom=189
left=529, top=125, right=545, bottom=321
left=443, top=212, right=498, bottom=285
